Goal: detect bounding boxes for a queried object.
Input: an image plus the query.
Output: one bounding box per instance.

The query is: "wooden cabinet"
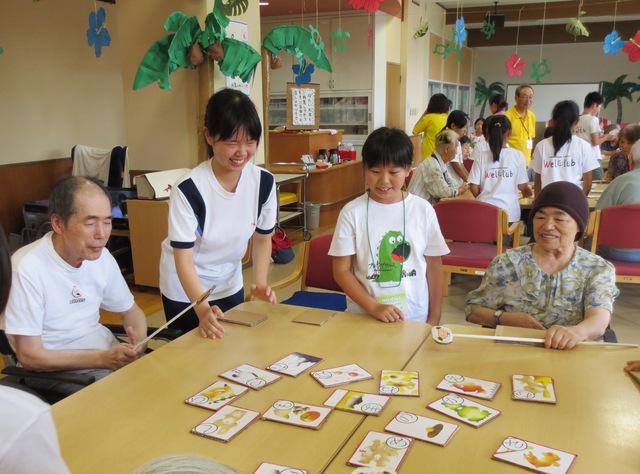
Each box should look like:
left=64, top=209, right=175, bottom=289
left=127, top=199, right=168, bottom=288
left=268, top=130, right=343, bottom=165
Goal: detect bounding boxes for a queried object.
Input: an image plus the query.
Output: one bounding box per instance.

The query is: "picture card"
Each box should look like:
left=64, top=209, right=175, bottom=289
left=385, top=411, right=459, bottom=447
left=219, top=364, right=281, bottom=390
left=266, top=352, right=323, bottom=377
left=379, top=370, right=420, bottom=396
left=347, top=431, right=411, bottom=471
left=185, top=380, right=248, bottom=411
left=511, top=375, right=557, bottom=404
left=310, top=363, right=373, bottom=388
left=218, top=309, right=268, bottom=327
left=253, top=463, right=307, bottom=474
left=190, top=405, right=260, bottom=443
left=427, top=393, right=501, bottom=428
left=436, top=373, right=501, bottom=401
left=292, top=308, right=336, bottom=326
left=262, top=400, right=332, bottom=430
left=492, top=436, right=577, bottom=473
left=323, top=389, right=390, bottom=416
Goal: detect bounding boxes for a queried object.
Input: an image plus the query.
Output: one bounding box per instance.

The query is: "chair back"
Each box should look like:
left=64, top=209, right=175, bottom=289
left=593, top=204, right=640, bottom=249
left=302, top=234, right=342, bottom=292
left=434, top=200, right=501, bottom=243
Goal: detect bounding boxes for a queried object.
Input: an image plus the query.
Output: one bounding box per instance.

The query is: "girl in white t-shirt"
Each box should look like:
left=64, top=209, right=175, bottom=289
left=468, top=114, right=532, bottom=223
left=329, top=127, right=450, bottom=324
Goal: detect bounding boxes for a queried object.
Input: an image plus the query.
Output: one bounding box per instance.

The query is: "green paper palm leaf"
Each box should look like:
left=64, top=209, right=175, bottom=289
left=133, top=34, right=174, bottom=90
left=262, top=25, right=332, bottom=72
left=166, top=12, right=202, bottom=69
left=219, top=37, right=261, bottom=83
left=200, top=10, right=230, bottom=48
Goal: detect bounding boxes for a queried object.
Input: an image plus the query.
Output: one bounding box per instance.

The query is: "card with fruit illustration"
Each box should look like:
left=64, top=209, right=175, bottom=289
left=347, top=431, right=412, bottom=470
left=492, top=436, right=577, bottom=473
left=379, top=370, right=420, bottom=396
left=310, top=363, right=373, bottom=388
left=511, top=374, right=557, bottom=404
left=261, top=400, right=332, bottom=429
left=384, top=411, right=459, bottom=447
left=427, top=393, right=501, bottom=428
left=266, top=352, right=323, bottom=377
left=323, top=389, right=390, bottom=416
left=436, top=373, right=501, bottom=401
left=219, top=364, right=281, bottom=390
left=185, top=380, right=249, bottom=411
left=190, top=405, right=260, bottom=443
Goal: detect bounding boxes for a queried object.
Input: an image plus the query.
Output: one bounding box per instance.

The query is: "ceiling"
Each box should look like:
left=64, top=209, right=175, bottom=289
left=260, top=0, right=640, bottom=47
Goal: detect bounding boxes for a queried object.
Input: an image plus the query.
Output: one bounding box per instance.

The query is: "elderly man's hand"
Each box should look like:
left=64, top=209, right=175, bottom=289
left=502, top=312, right=547, bottom=330
left=545, top=325, right=585, bottom=350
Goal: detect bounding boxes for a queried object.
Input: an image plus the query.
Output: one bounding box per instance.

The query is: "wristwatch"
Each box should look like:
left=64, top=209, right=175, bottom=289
left=494, top=309, right=504, bottom=327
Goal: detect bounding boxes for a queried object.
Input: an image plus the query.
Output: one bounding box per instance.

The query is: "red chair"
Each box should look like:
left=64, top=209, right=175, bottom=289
left=463, top=159, right=474, bottom=173
left=586, top=204, right=640, bottom=284
left=434, top=200, right=520, bottom=296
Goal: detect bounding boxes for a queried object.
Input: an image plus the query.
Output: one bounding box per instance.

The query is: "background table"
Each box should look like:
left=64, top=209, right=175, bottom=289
left=52, top=302, right=640, bottom=473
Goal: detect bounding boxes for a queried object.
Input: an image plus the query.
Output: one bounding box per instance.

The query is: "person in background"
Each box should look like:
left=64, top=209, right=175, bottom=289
left=408, top=129, right=469, bottom=204
left=489, top=94, right=508, bottom=115
left=1, top=176, right=147, bottom=397
left=440, top=110, right=470, bottom=186
left=574, top=92, right=612, bottom=181
left=471, top=118, right=484, bottom=141
left=530, top=100, right=599, bottom=197
left=330, top=127, right=449, bottom=324
left=465, top=182, right=618, bottom=350
left=468, top=115, right=532, bottom=224
left=604, top=151, right=631, bottom=182
left=617, top=123, right=640, bottom=170
left=412, top=93, right=451, bottom=160
left=504, top=85, right=536, bottom=167
left=133, top=455, right=237, bottom=474
left=600, top=123, right=621, bottom=157
left=159, top=89, right=278, bottom=338
left=459, top=135, right=472, bottom=161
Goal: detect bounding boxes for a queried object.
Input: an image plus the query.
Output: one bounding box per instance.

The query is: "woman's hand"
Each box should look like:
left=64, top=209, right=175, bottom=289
left=370, top=304, right=405, bottom=323
left=544, top=324, right=585, bottom=350
left=196, top=302, right=225, bottom=339
left=250, top=284, right=277, bottom=304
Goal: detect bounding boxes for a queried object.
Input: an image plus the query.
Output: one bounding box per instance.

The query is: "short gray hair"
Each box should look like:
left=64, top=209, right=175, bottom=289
left=132, top=454, right=238, bottom=474
left=631, top=141, right=640, bottom=167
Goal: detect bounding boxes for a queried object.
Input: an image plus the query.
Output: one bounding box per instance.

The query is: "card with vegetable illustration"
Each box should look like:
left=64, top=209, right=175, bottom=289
left=436, top=373, right=501, bottom=401
left=427, top=393, right=501, bottom=428
left=310, top=363, right=373, bottom=388
left=262, top=400, right=332, bottom=429
left=347, top=431, right=412, bottom=471
left=511, top=374, right=557, bottom=404
left=378, top=370, right=420, bottom=396
left=185, top=380, right=248, bottom=411
left=219, top=364, right=281, bottom=390
left=384, top=411, right=459, bottom=447
left=323, top=389, right=390, bottom=416
left=266, top=352, right=323, bottom=377
left=190, top=405, right=260, bottom=443
left=253, top=462, right=308, bottom=474
left=492, top=436, right=577, bottom=473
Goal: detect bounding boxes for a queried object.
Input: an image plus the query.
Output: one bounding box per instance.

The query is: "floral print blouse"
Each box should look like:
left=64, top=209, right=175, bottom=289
left=465, top=244, right=619, bottom=328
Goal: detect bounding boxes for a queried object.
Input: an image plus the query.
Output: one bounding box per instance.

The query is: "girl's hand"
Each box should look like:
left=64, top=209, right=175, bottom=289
left=250, top=284, right=277, bottom=305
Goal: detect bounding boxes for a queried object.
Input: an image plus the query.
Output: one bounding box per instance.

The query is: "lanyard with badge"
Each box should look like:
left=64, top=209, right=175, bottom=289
left=519, top=115, right=533, bottom=150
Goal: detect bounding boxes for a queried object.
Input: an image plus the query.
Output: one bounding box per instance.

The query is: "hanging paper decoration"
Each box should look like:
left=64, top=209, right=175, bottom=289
left=506, top=53, right=525, bottom=77
left=413, top=17, right=429, bottom=40
left=480, top=18, right=495, bottom=40
left=348, top=0, right=383, bottom=14
left=453, top=17, right=467, bottom=49
left=308, top=25, right=325, bottom=60
left=86, top=6, right=111, bottom=58
left=262, top=25, right=332, bottom=73
left=530, top=59, right=551, bottom=83
left=604, top=29, right=625, bottom=55
left=0, top=47, right=3, bottom=56
left=622, top=30, right=640, bottom=62
left=292, top=58, right=315, bottom=85
left=566, top=10, right=589, bottom=41
left=219, top=0, right=248, bottom=17
left=331, top=27, right=350, bottom=51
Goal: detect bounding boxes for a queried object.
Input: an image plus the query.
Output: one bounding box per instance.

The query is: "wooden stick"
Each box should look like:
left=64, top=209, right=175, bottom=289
left=134, top=286, right=215, bottom=350
left=454, top=333, right=639, bottom=348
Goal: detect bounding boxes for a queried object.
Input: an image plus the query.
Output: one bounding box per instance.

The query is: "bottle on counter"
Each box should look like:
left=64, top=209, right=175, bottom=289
left=329, top=148, right=339, bottom=164
left=317, top=148, right=328, bottom=162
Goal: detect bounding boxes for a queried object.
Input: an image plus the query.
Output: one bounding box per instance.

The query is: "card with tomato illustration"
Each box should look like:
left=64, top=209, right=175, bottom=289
left=379, top=370, right=419, bottom=396
left=492, top=436, right=577, bottom=473
left=323, top=389, right=390, bottom=416
left=436, top=373, right=501, bottom=401
left=384, top=411, right=459, bottom=447
left=262, top=400, right=332, bottom=429
left=310, top=363, right=373, bottom=388
left=185, top=380, right=248, bottom=411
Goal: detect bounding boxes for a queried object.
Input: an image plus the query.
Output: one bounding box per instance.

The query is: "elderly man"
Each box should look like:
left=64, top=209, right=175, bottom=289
left=1, top=176, right=147, bottom=396
left=505, top=84, right=536, bottom=167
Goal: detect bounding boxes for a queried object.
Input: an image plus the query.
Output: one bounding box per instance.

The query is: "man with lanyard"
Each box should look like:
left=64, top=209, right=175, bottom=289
left=505, top=84, right=536, bottom=179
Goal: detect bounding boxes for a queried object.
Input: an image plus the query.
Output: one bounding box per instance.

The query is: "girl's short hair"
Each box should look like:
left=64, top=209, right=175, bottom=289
left=361, top=127, right=413, bottom=168
left=204, top=88, right=262, bottom=157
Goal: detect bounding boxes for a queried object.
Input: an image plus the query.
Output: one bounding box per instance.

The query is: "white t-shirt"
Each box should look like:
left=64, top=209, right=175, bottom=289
left=530, top=136, right=600, bottom=190
left=0, top=386, right=70, bottom=473
left=1, top=232, right=132, bottom=352
left=160, top=160, right=277, bottom=302
left=329, top=193, right=449, bottom=322
left=468, top=147, right=529, bottom=222
left=575, top=114, right=602, bottom=162
left=447, top=142, right=465, bottom=186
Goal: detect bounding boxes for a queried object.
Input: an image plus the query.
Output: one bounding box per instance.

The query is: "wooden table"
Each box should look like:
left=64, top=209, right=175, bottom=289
left=52, top=302, right=640, bottom=473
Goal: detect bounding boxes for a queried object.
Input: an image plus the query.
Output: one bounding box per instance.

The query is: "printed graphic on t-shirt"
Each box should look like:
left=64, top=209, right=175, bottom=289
left=485, top=167, right=515, bottom=179
left=543, top=154, right=577, bottom=168
left=367, top=230, right=415, bottom=288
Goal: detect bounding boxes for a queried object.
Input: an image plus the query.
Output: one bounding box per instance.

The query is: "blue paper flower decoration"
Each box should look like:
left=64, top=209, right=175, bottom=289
left=292, top=60, right=315, bottom=85
left=604, top=29, right=625, bottom=55
left=454, top=17, right=467, bottom=48
left=87, top=7, right=111, bottom=58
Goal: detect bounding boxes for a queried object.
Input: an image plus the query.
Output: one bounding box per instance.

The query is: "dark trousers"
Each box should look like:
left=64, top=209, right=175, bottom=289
left=161, top=289, right=244, bottom=332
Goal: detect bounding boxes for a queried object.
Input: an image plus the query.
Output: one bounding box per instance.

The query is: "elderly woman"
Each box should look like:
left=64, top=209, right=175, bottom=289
left=465, top=181, right=619, bottom=350
left=407, top=129, right=469, bottom=204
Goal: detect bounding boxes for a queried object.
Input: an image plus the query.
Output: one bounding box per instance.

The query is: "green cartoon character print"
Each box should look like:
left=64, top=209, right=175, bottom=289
left=369, top=230, right=412, bottom=288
